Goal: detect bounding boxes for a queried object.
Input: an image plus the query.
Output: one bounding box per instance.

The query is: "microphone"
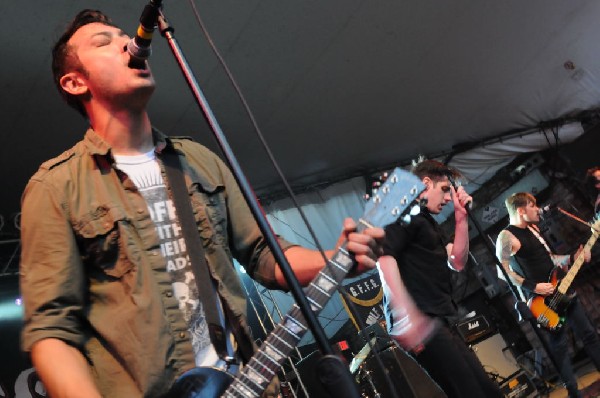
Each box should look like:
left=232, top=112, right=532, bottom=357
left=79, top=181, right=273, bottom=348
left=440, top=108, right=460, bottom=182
left=127, top=0, right=163, bottom=63
left=538, top=204, right=555, bottom=217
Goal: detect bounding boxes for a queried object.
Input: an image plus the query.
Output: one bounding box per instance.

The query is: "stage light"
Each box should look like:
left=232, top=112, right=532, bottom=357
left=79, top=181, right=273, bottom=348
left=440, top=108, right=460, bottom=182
left=0, top=299, right=23, bottom=321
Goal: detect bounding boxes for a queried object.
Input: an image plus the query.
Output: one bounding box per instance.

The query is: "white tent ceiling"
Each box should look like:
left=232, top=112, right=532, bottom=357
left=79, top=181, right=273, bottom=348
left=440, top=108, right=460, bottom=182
left=1, top=0, right=600, bottom=220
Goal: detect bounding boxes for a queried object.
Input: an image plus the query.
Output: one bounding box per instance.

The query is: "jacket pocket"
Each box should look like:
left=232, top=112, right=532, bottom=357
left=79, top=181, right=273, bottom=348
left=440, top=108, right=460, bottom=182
left=73, top=205, right=134, bottom=279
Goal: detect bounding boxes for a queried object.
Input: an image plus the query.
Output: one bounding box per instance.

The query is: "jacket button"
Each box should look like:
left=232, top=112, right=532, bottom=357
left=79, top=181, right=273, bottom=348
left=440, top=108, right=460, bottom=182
left=179, top=332, right=186, bottom=339
left=165, top=291, right=173, bottom=297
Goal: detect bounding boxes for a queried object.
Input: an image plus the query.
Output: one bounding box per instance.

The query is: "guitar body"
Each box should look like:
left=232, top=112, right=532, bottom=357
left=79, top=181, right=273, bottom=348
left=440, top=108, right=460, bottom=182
left=527, top=268, right=574, bottom=331
left=166, top=367, right=233, bottom=398
left=526, top=210, right=600, bottom=332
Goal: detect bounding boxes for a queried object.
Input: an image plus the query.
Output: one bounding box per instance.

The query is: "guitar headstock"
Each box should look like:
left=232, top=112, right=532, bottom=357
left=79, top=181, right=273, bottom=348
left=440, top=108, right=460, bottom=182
left=363, top=168, right=425, bottom=228
left=592, top=211, right=600, bottom=233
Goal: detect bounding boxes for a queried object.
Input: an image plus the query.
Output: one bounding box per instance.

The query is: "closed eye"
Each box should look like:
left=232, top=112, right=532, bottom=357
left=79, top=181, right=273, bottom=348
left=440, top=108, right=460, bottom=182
left=90, top=32, right=113, bottom=47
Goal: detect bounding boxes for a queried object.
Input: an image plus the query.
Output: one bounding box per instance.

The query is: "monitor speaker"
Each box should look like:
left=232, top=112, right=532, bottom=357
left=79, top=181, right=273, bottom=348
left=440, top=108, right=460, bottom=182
left=471, top=333, right=520, bottom=380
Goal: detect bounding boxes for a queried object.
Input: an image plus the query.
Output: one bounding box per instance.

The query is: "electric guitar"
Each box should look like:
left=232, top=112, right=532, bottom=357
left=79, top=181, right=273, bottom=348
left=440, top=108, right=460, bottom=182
left=167, top=168, right=425, bottom=398
left=528, top=214, right=600, bottom=331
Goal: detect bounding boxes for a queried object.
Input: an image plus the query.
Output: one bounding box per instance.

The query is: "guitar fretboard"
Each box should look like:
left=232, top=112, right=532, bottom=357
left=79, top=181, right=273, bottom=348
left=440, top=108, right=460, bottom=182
left=222, top=222, right=367, bottom=398
left=557, top=227, right=599, bottom=294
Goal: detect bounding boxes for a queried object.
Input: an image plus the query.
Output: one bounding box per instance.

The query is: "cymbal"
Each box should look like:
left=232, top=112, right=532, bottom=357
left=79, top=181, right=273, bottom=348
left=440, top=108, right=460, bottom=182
left=349, top=337, right=377, bottom=374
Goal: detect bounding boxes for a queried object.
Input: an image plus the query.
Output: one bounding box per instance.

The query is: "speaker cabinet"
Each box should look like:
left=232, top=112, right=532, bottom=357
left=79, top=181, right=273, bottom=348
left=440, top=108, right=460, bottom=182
left=471, top=333, right=520, bottom=380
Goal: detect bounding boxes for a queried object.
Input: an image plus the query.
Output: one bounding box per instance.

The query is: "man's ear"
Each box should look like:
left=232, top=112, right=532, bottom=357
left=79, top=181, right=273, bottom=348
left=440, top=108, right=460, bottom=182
left=59, top=72, right=88, bottom=96
left=422, top=176, right=433, bottom=190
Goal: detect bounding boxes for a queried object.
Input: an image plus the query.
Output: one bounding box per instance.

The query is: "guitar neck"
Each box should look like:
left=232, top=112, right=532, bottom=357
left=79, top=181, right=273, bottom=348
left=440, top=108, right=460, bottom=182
left=557, top=230, right=599, bottom=294
left=222, top=220, right=370, bottom=398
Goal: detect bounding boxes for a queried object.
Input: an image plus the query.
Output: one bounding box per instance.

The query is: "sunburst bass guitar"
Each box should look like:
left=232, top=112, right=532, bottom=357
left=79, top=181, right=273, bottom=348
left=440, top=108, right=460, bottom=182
left=528, top=214, right=600, bottom=331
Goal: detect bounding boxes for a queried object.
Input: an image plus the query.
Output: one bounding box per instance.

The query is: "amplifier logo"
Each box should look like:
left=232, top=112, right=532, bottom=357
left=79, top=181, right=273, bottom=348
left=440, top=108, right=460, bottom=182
left=456, top=315, right=494, bottom=344
left=468, top=320, right=480, bottom=330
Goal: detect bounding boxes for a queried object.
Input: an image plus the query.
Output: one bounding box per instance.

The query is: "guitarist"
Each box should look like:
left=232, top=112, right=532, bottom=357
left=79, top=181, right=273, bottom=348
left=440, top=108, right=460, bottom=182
left=19, top=9, right=385, bottom=398
left=496, top=192, right=600, bottom=398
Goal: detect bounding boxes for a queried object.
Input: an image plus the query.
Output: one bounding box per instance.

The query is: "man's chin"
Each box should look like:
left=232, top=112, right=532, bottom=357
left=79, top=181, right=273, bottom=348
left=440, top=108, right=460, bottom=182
left=427, top=206, right=442, bottom=214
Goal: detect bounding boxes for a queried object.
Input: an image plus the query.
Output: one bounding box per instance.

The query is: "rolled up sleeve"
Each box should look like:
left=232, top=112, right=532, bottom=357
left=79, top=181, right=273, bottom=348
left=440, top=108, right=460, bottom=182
left=20, top=178, right=87, bottom=352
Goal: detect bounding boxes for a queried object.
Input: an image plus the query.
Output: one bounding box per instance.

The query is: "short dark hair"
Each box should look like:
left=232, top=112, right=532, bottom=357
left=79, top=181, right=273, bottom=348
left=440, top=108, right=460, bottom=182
left=584, top=166, right=600, bottom=198
left=51, top=9, right=117, bottom=117
left=505, top=192, right=536, bottom=217
left=410, top=157, right=460, bottom=183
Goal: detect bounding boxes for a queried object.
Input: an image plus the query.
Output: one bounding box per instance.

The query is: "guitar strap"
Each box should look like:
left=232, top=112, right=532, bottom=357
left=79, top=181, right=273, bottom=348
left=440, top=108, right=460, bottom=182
left=526, top=225, right=553, bottom=255
left=162, top=148, right=233, bottom=361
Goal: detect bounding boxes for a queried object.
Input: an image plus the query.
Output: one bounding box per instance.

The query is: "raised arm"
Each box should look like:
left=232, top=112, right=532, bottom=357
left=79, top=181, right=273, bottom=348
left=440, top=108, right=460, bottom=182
left=446, top=185, right=471, bottom=271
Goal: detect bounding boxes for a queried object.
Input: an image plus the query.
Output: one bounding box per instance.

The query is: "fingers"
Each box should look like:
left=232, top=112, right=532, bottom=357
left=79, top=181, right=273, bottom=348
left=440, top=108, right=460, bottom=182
left=346, top=230, right=384, bottom=262
left=451, top=185, right=472, bottom=211
left=342, top=217, right=357, bottom=234
left=537, top=283, right=555, bottom=295
left=341, top=217, right=385, bottom=272
left=585, top=246, right=592, bottom=263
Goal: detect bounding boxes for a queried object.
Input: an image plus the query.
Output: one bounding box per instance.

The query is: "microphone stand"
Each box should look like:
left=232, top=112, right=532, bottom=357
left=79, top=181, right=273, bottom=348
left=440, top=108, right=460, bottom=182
left=555, top=207, right=600, bottom=233
left=156, top=11, right=360, bottom=398
left=446, top=176, right=563, bottom=387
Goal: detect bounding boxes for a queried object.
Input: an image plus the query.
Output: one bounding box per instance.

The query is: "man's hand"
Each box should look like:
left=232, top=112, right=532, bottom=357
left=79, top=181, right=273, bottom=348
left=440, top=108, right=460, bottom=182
left=336, top=218, right=385, bottom=276
left=450, top=185, right=472, bottom=216
left=280, top=218, right=385, bottom=287
left=534, top=282, right=555, bottom=296
left=574, top=244, right=592, bottom=263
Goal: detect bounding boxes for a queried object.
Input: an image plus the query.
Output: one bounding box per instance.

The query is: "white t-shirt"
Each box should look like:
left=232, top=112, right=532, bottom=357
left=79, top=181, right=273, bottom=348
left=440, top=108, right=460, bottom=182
left=113, top=149, right=220, bottom=367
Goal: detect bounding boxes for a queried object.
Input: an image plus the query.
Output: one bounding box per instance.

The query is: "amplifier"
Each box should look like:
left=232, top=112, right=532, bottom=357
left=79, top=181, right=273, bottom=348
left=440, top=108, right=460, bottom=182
left=456, top=314, right=495, bottom=344
left=500, top=371, right=537, bottom=398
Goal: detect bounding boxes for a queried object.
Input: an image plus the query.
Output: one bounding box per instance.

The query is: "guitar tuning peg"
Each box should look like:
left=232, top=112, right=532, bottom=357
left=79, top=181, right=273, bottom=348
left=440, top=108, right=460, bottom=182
left=372, top=181, right=381, bottom=188
left=363, top=193, right=370, bottom=201
left=410, top=205, right=421, bottom=216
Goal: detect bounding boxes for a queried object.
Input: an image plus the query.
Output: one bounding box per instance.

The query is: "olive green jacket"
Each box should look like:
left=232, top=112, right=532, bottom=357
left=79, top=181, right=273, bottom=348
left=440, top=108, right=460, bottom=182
left=20, top=128, right=290, bottom=397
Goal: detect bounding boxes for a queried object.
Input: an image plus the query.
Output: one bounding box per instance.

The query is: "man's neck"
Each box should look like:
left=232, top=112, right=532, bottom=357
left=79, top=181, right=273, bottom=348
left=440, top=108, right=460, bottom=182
left=89, top=106, right=154, bottom=156
left=509, top=218, right=529, bottom=229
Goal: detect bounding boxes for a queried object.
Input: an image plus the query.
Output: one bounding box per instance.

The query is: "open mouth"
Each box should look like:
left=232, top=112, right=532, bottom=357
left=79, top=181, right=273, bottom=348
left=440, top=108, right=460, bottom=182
left=128, top=58, right=148, bottom=71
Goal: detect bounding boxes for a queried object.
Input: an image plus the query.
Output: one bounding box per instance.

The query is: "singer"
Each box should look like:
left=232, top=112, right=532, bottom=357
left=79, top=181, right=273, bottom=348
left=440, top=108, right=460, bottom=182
left=19, top=9, right=385, bottom=398
left=378, top=158, right=503, bottom=398
left=496, top=192, right=600, bottom=398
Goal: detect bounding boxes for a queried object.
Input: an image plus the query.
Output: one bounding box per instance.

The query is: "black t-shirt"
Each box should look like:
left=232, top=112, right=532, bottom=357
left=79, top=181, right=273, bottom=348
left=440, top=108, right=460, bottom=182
left=504, top=224, right=555, bottom=298
left=382, top=211, right=456, bottom=317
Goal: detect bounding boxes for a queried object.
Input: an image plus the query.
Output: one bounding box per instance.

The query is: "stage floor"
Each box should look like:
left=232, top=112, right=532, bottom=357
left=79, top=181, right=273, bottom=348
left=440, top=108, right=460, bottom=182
left=547, top=361, right=600, bottom=398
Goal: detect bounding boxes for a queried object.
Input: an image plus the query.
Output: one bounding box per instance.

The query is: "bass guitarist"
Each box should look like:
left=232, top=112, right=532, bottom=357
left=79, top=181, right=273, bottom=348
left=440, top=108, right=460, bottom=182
left=496, top=192, right=600, bottom=398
